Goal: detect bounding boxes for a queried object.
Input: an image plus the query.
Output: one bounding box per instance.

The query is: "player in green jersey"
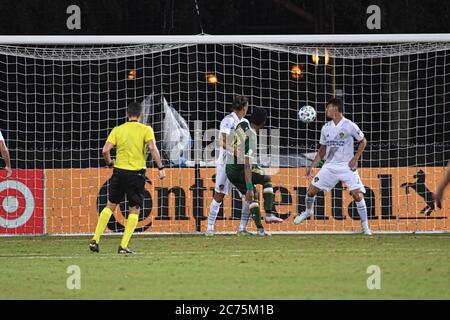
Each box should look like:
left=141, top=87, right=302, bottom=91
left=226, top=107, right=283, bottom=236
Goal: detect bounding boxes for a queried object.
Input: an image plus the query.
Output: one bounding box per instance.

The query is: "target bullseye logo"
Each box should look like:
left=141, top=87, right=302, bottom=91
left=0, top=180, right=35, bottom=229
left=3, top=196, right=19, bottom=213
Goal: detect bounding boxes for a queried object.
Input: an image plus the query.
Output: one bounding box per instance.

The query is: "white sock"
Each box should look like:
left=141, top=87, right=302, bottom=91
left=305, top=195, right=316, bottom=217
left=239, top=202, right=251, bottom=231
left=356, top=199, right=369, bottom=230
left=207, top=199, right=221, bottom=230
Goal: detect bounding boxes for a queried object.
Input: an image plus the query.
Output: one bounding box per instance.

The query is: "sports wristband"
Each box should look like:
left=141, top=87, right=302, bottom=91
left=158, top=166, right=165, bottom=171
left=246, top=183, right=253, bottom=191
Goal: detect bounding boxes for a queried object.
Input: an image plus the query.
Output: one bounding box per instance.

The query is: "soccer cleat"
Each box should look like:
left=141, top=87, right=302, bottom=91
left=257, top=228, right=271, bottom=236
left=89, top=240, right=99, bottom=253
left=265, top=213, right=284, bottom=224
left=236, top=229, right=255, bottom=236
left=361, top=221, right=372, bottom=235
left=205, top=228, right=215, bottom=236
left=118, top=246, right=135, bottom=254
left=293, top=211, right=310, bottom=225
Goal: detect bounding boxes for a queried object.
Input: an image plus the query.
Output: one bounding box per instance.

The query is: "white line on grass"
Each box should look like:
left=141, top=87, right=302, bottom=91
left=0, top=246, right=446, bottom=260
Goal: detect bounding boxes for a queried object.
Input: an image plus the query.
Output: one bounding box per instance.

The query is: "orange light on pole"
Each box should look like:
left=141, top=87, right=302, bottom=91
left=290, top=64, right=304, bottom=79
left=325, top=49, right=330, bottom=65
left=312, top=49, right=320, bottom=65
left=206, top=73, right=218, bottom=84
left=127, top=69, right=136, bottom=80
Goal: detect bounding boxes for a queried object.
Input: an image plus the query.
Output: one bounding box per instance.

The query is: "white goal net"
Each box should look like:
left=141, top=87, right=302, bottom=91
left=0, top=35, right=449, bottom=235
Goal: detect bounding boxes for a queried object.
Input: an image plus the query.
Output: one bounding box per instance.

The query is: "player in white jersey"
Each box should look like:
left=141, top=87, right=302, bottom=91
left=0, top=130, right=12, bottom=178
left=206, top=96, right=249, bottom=235
left=293, top=98, right=372, bottom=235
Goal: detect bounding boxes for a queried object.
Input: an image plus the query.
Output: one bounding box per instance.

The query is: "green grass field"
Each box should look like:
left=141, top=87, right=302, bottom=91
left=0, top=234, right=449, bottom=299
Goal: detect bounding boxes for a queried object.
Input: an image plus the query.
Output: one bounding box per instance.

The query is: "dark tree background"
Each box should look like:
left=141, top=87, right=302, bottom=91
left=0, top=0, right=450, bottom=35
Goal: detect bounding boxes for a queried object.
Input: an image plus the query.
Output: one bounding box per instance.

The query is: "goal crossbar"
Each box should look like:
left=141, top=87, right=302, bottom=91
left=1, top=33, right=450, bottom=45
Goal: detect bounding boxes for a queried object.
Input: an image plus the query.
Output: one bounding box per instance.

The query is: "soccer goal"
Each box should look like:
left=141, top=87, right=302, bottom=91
left=0, top=34, right=449, bottom=235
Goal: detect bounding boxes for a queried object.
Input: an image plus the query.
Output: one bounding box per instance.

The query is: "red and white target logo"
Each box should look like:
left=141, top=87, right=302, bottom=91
left=0, top=170, right=44, bottom=235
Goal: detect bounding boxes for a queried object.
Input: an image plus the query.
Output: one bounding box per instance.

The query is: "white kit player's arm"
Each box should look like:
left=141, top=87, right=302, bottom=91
left=219, top=132, right=229, bottom=151
left=219, top=117, right=238, bottom=157
left=306, top=127, right=327, bottom=178
left=434, top=161, right=450, bottom=209
left=0, top=131, right=12, bottom=178
left=348, top=123, right=367, bottom=170
left=306, top=145, right=326, bottom=179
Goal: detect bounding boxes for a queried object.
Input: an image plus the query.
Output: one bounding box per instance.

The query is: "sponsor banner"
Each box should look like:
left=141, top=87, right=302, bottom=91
left=0, top=170, right=44, bottom=235
left=266, top=167, right=449, bottom=232
left=45, top=167, right=449, bottom=234
left=45, top=168, right=198, bottom=234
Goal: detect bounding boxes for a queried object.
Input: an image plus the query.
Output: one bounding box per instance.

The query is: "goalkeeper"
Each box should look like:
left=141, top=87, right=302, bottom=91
left=226, top=107, right=283, bottom=236
left=89, top=102, right=166, bottom=254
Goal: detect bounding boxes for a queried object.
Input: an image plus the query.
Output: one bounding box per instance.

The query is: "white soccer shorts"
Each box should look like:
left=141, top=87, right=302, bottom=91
left=311, top=163, right=366, bottom=193
left=215, top=164, right=233, bottom=195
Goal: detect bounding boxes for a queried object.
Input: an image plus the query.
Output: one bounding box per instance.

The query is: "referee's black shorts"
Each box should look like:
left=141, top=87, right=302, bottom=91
left=108, top=168, right=146, bottom=208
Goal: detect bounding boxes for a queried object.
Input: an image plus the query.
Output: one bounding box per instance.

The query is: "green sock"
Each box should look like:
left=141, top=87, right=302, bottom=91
left=263, top=184, right=274, bottom=213
left=249, top=202, right=263, bottom=228
left=92, top=207, right=113, bottom=243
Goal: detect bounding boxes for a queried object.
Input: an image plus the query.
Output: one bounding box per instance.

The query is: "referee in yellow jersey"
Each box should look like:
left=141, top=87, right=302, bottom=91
left=90, top=102, right=165, bottom=254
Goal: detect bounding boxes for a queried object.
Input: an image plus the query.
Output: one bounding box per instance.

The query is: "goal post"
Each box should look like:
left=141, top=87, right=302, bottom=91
left=0, top=34, right=449, bottom=235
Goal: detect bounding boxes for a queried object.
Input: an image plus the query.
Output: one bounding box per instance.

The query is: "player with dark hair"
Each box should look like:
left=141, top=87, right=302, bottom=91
left=327, top=97, right=344, bottom=113
left=294, top=98, right=372, bottom=235
left=226, top=107, right=283, bottom=236
left=89, top=101, right=166, bottom=254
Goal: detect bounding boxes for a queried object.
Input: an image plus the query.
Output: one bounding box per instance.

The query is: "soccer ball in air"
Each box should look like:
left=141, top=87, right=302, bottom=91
left=298, top=105, right=316, bottom=123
